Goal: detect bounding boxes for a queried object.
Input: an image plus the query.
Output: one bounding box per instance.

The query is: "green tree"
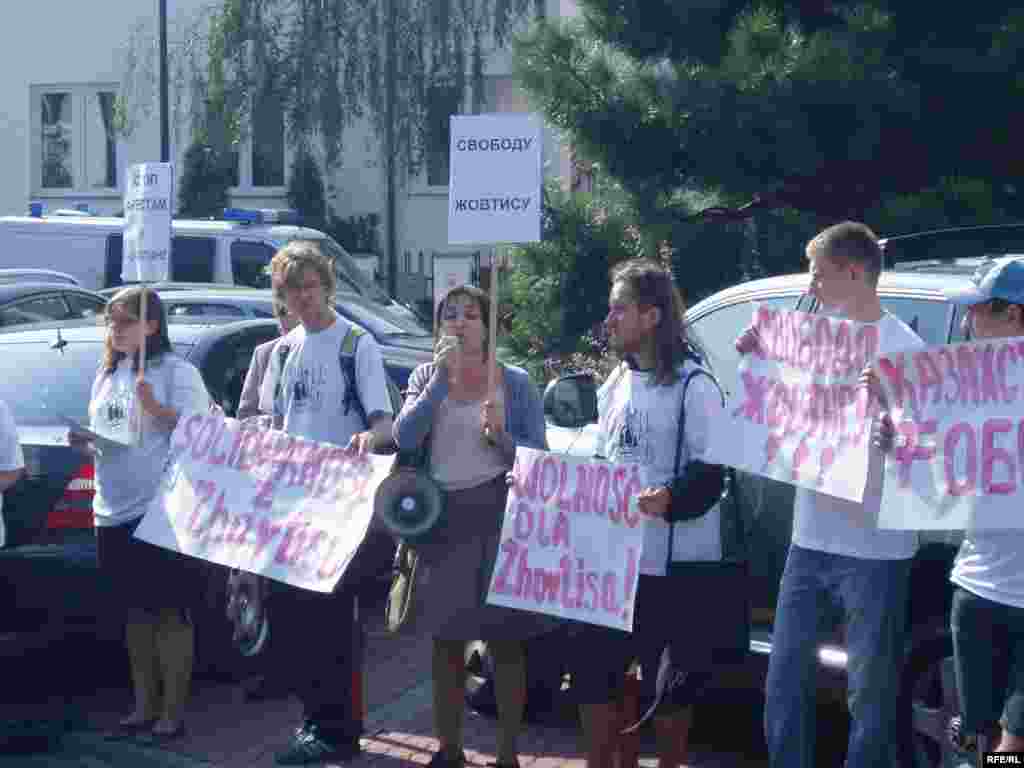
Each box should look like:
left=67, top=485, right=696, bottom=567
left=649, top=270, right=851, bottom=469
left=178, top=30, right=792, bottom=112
left=286, top=143, right=327, bottom=228
left=513, top=1, right=1024, bottom=288
left=177, top=142, right=233, bottom=218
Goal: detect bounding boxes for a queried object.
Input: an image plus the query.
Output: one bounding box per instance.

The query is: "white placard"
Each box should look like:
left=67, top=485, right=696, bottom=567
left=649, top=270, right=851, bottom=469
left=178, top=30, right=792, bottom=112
left=486, top=447, right=644, bottom=631
left=704, top=305, right=881, bottom=502
left=122, top=162, right=173, bottom=283
left=432, top=253, right=474, bottom=310
left=134, top=411, right=395, bottom=593
left=448, top=114, right=542, bottom=245
left=877, top=338, right=1024, bottom=529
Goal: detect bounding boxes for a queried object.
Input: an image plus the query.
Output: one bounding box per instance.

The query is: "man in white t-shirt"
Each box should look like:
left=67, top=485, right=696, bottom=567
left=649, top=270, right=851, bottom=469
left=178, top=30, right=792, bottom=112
left=0, top=398, right=25, bottom=548
left=258, top=242, right=393, bottom=766
left=737, top=222, right=924, bottom=768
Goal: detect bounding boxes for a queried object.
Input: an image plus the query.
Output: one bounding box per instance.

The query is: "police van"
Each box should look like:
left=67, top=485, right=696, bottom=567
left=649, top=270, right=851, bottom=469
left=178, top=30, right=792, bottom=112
left=0, top=207, right=387, bottom=303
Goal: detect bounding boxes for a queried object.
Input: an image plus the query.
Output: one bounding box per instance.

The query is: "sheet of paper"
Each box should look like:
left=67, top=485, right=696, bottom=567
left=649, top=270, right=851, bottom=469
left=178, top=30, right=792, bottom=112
left=58, top=414, right=135, bottom=451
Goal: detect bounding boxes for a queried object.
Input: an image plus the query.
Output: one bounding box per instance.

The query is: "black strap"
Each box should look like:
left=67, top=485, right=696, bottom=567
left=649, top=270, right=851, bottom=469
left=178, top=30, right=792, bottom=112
left=666, top=367, right=726, bottom=571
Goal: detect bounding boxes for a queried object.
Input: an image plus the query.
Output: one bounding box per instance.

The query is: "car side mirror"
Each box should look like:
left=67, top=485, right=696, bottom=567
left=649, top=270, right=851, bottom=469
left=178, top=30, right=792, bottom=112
left=544, top=373, right=598, bottom=428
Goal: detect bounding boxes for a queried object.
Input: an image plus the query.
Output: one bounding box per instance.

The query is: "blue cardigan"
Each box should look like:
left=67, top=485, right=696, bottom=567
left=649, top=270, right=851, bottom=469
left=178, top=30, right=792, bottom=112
left=392, top=362, right=548, bottom=462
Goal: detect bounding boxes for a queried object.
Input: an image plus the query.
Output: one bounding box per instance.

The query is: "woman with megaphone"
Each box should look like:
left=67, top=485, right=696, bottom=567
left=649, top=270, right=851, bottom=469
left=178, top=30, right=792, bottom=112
left=392, top=283, right=549, bottom=768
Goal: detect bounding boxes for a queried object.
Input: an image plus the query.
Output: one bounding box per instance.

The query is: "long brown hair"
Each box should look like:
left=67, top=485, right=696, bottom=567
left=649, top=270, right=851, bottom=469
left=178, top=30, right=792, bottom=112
left=435, top=283, right=491, bottom=356
left=101, top=286, right=173, bottom=374
left=610, top=259, right=703, bottom=385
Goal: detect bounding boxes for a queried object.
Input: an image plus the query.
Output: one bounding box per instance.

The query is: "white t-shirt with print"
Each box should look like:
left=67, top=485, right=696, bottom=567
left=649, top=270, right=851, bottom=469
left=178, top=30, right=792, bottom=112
left=791, top=312, right=924, bottom=560
left=596, top=361, right=725, bottom=576
left=258, top=314, right=393, bottom=445
left=0, top=399, right=26, bottom=548
left=952, top=531, right=1024, bottom=609
left=90, top=354, right=211, bottom=527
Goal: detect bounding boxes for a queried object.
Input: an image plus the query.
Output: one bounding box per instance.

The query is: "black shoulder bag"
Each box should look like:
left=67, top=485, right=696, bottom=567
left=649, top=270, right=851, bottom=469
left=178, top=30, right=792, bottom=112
left=664, top=367, right=751, bottom=663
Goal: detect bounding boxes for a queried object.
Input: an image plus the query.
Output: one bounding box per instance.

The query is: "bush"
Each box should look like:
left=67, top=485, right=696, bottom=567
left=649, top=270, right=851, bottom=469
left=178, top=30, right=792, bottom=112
left=177, top=142, right=233, bottom=218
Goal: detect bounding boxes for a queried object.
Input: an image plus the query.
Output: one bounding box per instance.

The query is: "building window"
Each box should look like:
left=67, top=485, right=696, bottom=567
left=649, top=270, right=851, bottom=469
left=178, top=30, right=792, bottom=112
left=34, top=84, right=119, bottom=195
left=426, top=82, right=462, bottom=187
left=229, top=84, right=286, bottom=192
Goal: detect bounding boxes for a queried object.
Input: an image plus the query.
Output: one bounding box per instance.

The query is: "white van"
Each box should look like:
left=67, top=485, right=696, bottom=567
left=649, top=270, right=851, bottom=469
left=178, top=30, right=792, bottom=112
left=0, top=208, right=388, bottom=303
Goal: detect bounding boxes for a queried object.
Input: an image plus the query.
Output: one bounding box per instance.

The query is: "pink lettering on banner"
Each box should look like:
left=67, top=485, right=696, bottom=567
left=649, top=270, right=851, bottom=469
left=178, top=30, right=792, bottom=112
left=982, top=418, right=1017, bottom=495
left=573, top=465, right=592, bottom=515
left=539, top=457, right=559, bottom=503
left=732, top=372, right=769, bottom=424
left=893, top=420, right=938, bottom=488
left=172, top=412, right=203, bottom=454
left=939, top=348, right=961, bottom=405
left=817, top=446, right=836, bottom=488
left=514, top=500, right=533, bottom=540
left=832, top=320, right=853, bottom=378
left=622, top=467, right=642, bottom=527
left=997, top=343, right=1020, bottom=404
left=957, top=346, right=981, bottom=407
left=945, top=422, right=978, bottom=497
left=913, top=351, right=944, bottom=411
left=253, top=519, right=282, bottom=557
left=593, top=465, right=611, bottom=518
left=556, top=461, right=573, bottom=511
left=813, top=317, right=833, bottom=376
left=791, top=438, right=810, bottom=481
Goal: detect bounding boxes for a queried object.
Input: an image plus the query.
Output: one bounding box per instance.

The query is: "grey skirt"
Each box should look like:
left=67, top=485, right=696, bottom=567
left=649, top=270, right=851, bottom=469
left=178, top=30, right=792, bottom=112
left=411, top=473, right=559, bottom=642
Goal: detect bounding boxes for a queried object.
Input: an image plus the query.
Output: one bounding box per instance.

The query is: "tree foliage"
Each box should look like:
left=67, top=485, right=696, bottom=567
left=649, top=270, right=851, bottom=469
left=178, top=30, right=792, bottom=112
left=177, top=141, right=234, bottom=218
left=119, top=0, right=543, bottom=182
left=514, top=2, right=1024, bottom=223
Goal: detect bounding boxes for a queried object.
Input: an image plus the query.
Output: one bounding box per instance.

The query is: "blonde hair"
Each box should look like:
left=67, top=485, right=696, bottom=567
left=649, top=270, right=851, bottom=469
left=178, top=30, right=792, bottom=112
left=269, top=240, right=336, bottom=300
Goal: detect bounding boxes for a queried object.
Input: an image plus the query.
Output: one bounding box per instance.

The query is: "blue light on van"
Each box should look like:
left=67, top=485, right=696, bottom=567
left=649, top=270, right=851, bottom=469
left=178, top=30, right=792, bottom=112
left=28, top=202, right=43, bottom=217
left=223, top=208, right=263, bottom=224
left=223, top=208, right=301, bottom=225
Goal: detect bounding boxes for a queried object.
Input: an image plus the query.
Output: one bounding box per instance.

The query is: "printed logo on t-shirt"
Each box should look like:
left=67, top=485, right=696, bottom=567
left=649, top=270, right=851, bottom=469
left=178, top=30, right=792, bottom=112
left=615, top=404, right=650, bottom=464
left=104, top=388, right=133, bottom=429
left=289, top=363, right=328, bottom=412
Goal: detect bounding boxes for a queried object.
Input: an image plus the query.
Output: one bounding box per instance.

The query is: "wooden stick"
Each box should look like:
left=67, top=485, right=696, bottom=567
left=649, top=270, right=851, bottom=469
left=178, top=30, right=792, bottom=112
left=487, top=249, right=500, bottom=400
left=137, top=285, right=148, bottom=445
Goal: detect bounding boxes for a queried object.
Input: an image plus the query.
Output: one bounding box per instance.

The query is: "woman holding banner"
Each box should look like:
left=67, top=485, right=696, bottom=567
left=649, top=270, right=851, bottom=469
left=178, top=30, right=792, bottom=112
left=69, top=286, right=210, bottom=743
left=884, top=257, right=1024, bottom=754
left=392, top=283, right=549, bottom=768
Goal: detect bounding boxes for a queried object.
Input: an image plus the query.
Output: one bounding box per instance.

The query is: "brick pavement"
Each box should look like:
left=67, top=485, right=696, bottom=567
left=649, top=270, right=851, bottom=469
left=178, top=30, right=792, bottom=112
left=66, top=597, right=768, bottom=768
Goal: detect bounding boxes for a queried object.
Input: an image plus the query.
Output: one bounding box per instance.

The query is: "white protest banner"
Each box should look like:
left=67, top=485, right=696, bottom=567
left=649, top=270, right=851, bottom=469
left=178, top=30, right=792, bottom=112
left=876, top=338, right=1024, bottom=529
left=705, top=305, right=882, bottom=502
left=486, top=447, right=644, bottom=632
left=134, top=411, right=395, bottom=592
left=122, top=162, right=173, bottom=283
left=448, top=113, right=541, bottom=246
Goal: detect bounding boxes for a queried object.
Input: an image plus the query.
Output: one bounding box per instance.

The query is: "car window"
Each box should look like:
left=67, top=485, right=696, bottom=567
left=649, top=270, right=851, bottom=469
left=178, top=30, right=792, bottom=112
left=879, top=297, right=952, bottom=346
left=0, top=294, right=70, bottom=327
left=231, top=241, right=275, bottom=290
left=171, top=237, right=216, bottom=282
left=688, top=295, right=799, bottom=397
left=168, top=302, right=245, bottom=318
left=0, top=341, right=102, bottom=424
left=65, top=292, right=106, bottom=319
left=198, top=327, right=280, bottom=415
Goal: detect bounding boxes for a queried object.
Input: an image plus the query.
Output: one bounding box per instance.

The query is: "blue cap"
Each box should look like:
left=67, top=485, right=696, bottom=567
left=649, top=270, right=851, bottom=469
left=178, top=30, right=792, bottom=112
left=944, top=257, right=1024, bottom=306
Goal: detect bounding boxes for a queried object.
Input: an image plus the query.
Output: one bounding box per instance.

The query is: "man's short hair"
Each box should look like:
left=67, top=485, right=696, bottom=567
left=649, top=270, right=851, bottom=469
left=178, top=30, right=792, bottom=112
left=272, top=299, right=289, bottom=321
left=807, top=221, right=883, bottom=282
left=269, top=240, right=337, bottom=298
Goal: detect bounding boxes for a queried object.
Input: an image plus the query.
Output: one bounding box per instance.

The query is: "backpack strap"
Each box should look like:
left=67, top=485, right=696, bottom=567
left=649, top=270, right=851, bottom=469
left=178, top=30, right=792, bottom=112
left=273, top=343, right=291, bottom=408
left=338, top=325, right=367, bottom=427
left=665, top=366, right=727, bottom=570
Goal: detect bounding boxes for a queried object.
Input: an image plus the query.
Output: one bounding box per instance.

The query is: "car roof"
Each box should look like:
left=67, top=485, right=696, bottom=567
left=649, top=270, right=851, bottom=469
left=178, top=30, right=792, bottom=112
left=0, top=268, right=78, bottom=284
left=0, top=282, right=104, bottom=303
left=0, top=315, right=236, bottom=344
left=687, top=269, right=977, bottom=319
left=0, top=214, right=324, bottom=239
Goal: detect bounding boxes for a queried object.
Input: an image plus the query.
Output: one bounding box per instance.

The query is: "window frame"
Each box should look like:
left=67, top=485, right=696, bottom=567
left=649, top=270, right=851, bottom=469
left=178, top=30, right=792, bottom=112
left=228, top=96, right=289, bottom=197
left=30, top=83, right=122, bottom=200
left=0, top=292, right=73, bottom=327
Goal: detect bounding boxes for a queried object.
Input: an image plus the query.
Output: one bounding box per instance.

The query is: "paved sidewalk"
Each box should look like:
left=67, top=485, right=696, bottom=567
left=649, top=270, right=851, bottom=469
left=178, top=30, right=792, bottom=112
left=2, top=600, right=770, bottom=767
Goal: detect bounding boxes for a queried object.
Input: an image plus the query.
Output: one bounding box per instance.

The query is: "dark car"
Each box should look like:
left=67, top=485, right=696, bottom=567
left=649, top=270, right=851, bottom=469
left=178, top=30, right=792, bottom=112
left=534, top=223, right=1024, bottom=766
left=99, top=283, right=433, bottom=389
left=0, top=283, right=106, bottom=328
left=0, top=315, right=400, bottom=678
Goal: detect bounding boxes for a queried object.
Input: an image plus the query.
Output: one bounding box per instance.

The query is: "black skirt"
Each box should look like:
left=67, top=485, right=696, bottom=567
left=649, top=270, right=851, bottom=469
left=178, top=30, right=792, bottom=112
left=95, top=516, right=202, bottom=622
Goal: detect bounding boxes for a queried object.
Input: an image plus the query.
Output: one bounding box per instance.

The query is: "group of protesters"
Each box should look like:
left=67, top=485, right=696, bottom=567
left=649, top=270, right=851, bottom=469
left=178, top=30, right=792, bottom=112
left=51, top=221, right=1024, bottom=768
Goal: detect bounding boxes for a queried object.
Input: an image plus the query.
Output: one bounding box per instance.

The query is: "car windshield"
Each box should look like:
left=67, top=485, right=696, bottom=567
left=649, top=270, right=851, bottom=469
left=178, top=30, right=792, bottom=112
left=335, top=293, right=431, bottom=337
left=300, top=235, right=392, bottom=305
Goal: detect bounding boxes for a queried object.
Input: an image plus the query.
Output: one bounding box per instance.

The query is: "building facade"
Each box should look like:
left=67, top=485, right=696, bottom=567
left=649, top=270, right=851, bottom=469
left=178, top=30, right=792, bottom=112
left=0, top=0, right=578, bottom=305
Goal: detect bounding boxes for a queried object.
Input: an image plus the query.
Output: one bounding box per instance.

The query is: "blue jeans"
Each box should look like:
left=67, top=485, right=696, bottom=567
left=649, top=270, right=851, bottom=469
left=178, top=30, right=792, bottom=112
left=764, top=545, right=911, bottom=768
